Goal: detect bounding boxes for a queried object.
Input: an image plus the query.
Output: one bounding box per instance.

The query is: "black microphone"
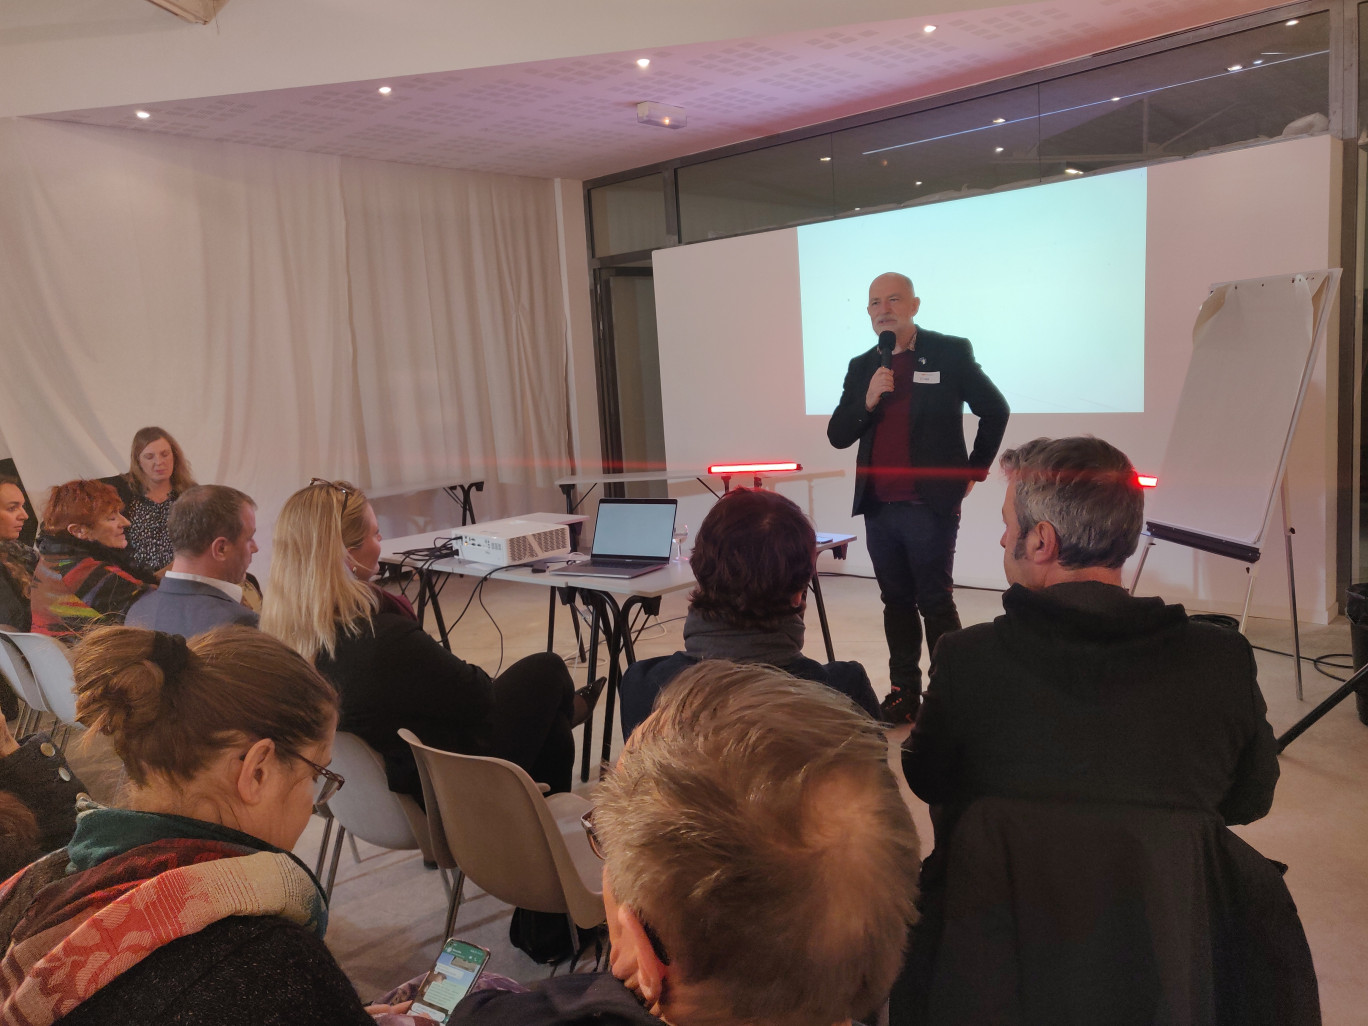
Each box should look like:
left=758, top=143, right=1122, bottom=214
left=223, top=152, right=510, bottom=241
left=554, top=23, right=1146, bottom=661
left=878, top=330, right=896, bottom=369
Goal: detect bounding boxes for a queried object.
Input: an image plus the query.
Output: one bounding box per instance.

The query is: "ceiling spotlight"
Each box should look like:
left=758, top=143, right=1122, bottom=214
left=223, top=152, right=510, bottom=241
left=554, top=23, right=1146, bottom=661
left=923, top=25, right=936, bottom=33
left=637, top=101, right=686, bottom=129
left=1111, top=96, right=1121, bottom=102
left=1285, top=18, right=1299, bottom=26
left=378, top=86, right=392, bottom=95
left=995, top=147, right=1005, bottom=154
left=1253, top=59, right=1264, bottom=65
left=992, top=117, right=1006, bottom=124
left=637, top=58, right=651, bottom=68
left=1064, top=167, right=1083, bottom=175
left=136, top=110, right=151, bottom=119
left=819, top=156, right=831, bottom=162
left=1227, top=64, right=1243, bottom=71
left=914, top=180, right=923, bottom=186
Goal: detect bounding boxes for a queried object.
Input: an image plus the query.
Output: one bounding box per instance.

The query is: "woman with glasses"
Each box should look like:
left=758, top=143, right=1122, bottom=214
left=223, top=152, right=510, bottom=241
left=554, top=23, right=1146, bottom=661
left=0, top=624, right=418, bottom=1024
left=262, top=480, right=594, bottom=806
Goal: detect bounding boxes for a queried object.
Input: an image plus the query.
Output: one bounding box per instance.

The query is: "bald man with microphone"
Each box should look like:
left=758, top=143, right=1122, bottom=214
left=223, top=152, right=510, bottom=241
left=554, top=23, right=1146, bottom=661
left=828, top=272, right=1009, bottom=724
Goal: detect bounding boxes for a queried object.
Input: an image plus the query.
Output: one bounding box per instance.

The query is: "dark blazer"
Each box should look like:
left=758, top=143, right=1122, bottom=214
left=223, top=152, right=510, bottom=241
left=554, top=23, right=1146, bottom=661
left=125, top=576, right=259, bottom=636
left=827, top=327, right=1009, bottom=517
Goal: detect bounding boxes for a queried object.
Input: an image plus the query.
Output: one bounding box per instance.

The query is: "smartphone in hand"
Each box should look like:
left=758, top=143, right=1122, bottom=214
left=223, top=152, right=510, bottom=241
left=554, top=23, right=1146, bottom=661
left=409, top=939, right=490, bottom=1024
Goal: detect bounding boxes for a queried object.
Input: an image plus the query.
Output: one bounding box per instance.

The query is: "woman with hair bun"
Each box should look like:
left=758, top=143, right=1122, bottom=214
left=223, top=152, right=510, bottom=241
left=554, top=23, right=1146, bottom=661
left=102, top=426, right=198, bottom=577
left=0, top=625, right=414, bottom=1024
left=30, top=479, right=157, bottom=642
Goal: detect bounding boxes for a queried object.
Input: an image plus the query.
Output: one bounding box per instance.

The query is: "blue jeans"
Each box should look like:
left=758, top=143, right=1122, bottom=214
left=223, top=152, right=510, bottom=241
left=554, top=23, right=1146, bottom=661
left=864, top=501, right=961, bottom=692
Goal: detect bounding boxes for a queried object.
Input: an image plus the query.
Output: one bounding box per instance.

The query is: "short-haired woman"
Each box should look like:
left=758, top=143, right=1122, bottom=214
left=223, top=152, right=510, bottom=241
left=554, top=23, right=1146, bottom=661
left=102, top=426, right=198, bottom=577
left=262, top=479, right=598, bottom=803
left=619, top=487, right=880, bottom=738
left=0, top=475, right=36, bottom=630
left=0, top=625, right=412, bottom=1023
left=30, top=480, right=157, bottom=642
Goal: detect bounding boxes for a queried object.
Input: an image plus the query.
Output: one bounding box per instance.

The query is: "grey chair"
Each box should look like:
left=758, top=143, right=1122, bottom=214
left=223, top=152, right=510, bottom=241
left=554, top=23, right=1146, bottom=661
left=318, top=731, right=463, bottom=933
left=398, top=728, right=604, bottom=957
left=0, top=631, right=80, bottom=748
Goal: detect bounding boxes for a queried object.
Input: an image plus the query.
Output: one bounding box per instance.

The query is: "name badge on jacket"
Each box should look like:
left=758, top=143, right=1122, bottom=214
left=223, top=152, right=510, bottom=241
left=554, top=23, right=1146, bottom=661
left=913, top=371, right=941, bottom=384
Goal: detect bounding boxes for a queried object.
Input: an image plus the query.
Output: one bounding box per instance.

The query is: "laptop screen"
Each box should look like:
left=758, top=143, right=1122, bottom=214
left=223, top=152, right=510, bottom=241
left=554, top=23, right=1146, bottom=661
left=591, top=499, right=677, bottom=560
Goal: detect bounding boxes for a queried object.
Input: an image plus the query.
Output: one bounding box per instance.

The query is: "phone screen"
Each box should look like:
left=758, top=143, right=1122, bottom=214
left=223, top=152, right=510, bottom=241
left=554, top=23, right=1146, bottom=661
left=409, top=938, right=489, bottom=1024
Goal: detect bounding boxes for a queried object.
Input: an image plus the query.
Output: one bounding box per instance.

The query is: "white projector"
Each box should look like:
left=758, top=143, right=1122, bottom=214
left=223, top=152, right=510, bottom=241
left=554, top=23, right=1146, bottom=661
left=450, top=517, right=572, bottom=567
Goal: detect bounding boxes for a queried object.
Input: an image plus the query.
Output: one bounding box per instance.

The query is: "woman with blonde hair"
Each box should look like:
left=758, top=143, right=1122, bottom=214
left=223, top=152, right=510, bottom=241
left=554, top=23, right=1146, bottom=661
left=262, top=479, right=595, bottom=803
left=0, top=625, right=412, bottom=1023
left=102, top=426, right=198, bottom=576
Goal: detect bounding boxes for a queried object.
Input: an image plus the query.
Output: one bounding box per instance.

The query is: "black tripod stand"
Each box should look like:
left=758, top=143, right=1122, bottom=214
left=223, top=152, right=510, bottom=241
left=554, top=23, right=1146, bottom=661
left=1276, top=661, right=1368, bottom=752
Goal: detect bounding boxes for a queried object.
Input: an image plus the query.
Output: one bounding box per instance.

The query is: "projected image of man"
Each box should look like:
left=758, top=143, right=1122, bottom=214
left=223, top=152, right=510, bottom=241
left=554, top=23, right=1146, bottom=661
left=827, top=272, right=1009, bottom=723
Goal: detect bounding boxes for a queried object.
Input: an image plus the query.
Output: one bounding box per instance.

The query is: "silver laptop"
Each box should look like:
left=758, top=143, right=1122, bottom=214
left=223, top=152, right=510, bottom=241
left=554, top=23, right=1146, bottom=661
left=550, top=498, right=677, bottom=579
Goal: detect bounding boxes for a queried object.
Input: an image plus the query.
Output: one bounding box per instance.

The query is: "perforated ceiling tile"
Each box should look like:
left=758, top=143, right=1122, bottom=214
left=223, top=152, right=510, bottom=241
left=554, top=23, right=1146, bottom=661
left=33, top=0, right=1274, bottom=180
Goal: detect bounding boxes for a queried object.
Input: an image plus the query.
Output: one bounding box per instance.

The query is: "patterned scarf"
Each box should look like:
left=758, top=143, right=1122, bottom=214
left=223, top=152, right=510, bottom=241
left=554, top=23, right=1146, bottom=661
left=0, top=803, right=326, bottom=1026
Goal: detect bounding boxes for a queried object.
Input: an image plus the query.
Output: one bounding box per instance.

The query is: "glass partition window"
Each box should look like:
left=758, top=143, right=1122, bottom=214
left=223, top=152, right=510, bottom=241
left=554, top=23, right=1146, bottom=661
left=590, top=174, right=668, bottom=257
left=677, top=136, right=835, bottom=243
left=832, top=86, right=1042, bottom=212
left=1040, top=14, right=1329, bottom=170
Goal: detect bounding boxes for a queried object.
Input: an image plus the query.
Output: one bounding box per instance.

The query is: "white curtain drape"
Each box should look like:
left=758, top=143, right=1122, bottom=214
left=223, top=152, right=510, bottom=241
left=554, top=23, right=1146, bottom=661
left=0, top=117, right=572, bottom=567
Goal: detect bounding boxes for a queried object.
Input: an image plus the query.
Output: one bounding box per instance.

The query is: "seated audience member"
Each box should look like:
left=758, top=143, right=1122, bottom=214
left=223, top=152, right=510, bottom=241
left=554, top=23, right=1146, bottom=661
left=896, top=436, right=1312, bottom=1026
left=0, top=679, right=86, bottom=880
left=126, top=485, right=260, bottom=635
left=0, top=476, right=36, bottom=630
left=0, top=625, right=415, bottom=1024
left=455, top=660, right=920, bottom=1026
left=102, top=426, right=198, bottom=577
left=262, top=479, right=599, bottom=803
left=619, top=488, right=879, bottom=739
left=30, top=480, right=156, bottom=642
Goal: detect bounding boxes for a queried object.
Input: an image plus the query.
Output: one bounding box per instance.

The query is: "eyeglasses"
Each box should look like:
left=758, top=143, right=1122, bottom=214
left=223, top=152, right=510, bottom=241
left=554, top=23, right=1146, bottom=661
left=278, top=745, right=346, bottom=805
left=580, top=807, right=605, bottom=860
left=309, top=477, right=354, bottom=519
left=578, top=806, right=670, bottom=964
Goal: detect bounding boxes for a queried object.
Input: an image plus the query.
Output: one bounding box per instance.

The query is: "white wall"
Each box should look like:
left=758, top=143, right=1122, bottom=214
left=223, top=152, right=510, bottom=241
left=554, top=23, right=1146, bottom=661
left=655, top=135, right=1339, bottom=622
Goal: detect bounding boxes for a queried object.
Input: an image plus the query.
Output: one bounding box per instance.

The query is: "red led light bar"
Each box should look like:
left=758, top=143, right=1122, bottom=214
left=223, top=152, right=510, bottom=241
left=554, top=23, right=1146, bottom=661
left=1136, top=474, right=1158, bottom=488
left=707, top=462, right=802, bottom=475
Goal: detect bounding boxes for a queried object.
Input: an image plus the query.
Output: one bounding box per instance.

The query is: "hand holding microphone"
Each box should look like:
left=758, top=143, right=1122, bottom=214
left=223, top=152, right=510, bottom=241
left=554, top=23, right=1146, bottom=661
left=865, top=330, right=897, bottom=411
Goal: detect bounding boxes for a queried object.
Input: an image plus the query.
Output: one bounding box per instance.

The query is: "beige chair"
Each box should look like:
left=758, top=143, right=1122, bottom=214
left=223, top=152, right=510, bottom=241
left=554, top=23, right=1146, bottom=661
left=398, top=728, right=605, bottom=957
left=319, top=732, right=463, bottom=930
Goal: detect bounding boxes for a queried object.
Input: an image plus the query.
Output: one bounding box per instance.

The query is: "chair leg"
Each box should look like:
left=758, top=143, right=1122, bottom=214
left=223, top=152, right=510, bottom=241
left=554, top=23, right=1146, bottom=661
left=324, top=825, right=347, bottom=902
left=348, top=832, right=361, bottom=864
left=565, top=914, right=581, bottom=973
left=442, top=870, right=466, bottom=939
left=314, top=810, right=335, bottom=878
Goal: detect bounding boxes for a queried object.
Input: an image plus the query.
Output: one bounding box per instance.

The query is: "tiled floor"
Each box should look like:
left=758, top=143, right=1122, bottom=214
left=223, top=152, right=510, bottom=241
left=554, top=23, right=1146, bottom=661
left=63, top=568, right=1368, bottom=1021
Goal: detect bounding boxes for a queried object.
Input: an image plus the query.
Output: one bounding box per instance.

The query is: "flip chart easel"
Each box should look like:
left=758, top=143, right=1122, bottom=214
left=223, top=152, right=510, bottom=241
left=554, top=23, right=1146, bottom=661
left=1130, top=269, right=1340, bottom=704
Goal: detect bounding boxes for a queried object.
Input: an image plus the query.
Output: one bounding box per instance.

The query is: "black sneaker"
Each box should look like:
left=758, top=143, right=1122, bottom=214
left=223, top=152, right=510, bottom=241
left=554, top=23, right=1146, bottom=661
left=879, top=688, right=921, bottom=725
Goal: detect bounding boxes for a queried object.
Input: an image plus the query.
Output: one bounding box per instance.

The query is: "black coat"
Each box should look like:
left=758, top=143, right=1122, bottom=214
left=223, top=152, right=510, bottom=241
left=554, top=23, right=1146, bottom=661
left=903, top=581, right=1280, bottom=834
left=827, top=327, right=1009, bottom=517
left=316, top=611, right=495, bottom=802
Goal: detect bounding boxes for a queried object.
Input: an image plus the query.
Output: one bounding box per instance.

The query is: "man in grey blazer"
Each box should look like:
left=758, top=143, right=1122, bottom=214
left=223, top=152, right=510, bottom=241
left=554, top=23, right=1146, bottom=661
left=126, top=485, right=259, bottom=636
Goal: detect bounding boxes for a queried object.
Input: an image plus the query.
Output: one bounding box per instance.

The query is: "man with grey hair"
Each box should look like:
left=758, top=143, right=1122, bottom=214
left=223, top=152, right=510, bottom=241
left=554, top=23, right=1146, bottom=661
left=894, top=435, right=1285, bottom=1025
left=828, top=271, right=1009, bottom=725
left=455, top=661, right=921, bottom=1026
left=126, top=484, right=259, bottom=635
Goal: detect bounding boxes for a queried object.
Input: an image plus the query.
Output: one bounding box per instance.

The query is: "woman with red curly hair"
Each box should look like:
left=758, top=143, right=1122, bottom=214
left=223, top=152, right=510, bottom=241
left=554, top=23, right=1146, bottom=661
left=29, top=480, right=157, bottom=643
